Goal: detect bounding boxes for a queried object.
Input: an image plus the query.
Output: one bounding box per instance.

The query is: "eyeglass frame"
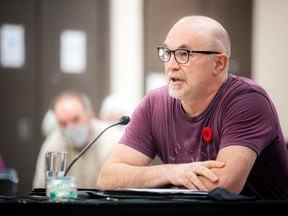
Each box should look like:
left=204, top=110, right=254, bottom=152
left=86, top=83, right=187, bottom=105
left=157, top=46, right=222, bottom=64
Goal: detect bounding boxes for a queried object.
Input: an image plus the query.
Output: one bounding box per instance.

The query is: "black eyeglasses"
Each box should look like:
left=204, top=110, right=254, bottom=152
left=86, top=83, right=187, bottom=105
left=157, top=47, right=222, bottom=64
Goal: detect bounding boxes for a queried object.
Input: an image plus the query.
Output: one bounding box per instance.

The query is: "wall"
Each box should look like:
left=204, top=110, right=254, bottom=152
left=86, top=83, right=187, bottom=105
left=253, top=0, right=288, bottom=140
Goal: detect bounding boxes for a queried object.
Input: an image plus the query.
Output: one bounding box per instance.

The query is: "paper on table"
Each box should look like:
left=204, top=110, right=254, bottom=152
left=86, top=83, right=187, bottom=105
left=116, top=188, right=208, bottom=195
left=84, top=187, right=209, bottom=200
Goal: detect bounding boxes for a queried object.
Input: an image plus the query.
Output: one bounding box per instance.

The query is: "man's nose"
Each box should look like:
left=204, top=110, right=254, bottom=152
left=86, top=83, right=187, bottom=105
left=165, top=53, right=180, bottom=72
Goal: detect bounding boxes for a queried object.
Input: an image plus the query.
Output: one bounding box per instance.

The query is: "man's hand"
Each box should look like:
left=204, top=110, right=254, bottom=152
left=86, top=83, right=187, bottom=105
left=166, top=160, right=225, bottom=191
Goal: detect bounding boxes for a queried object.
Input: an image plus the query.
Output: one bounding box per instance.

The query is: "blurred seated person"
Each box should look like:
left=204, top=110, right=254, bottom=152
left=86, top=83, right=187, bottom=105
left=33, top=90, right=122, bottom=189
left=41, top=109, right=58, bottom=137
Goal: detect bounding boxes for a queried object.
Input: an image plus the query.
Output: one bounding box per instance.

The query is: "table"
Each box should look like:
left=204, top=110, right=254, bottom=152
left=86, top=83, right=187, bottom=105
left=1, top=188, right=287, bottom=215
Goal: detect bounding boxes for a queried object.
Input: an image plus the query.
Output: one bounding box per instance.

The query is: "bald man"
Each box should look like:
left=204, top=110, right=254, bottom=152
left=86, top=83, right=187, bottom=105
left=97, top=16, right=288, bottom=199
left=33, top=91, right=122, bottom=189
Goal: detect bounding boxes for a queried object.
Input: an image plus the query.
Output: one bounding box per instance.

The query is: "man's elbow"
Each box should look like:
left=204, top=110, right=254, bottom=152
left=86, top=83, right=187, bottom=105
left=205, top=176, right=245, bottom=194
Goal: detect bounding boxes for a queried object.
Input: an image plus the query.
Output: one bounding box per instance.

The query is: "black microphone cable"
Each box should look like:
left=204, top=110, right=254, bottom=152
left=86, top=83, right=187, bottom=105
left=64, top=116, right=130, bottom=176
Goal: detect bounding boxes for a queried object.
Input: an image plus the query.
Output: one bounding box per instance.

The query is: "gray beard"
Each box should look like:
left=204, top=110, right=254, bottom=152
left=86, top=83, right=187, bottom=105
left=168, top=86, right=180, bottom=99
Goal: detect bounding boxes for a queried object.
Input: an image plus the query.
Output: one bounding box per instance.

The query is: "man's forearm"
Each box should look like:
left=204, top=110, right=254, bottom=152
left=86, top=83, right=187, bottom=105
left=197, top=168, right=247, bottom=193
left=97, top=163, right=172, bottom=189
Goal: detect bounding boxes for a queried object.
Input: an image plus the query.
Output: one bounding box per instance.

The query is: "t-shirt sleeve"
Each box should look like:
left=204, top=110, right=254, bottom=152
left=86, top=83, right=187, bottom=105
left=119, top=95, right=156, bottom=159
left=220, top=92, right=277, bottom=155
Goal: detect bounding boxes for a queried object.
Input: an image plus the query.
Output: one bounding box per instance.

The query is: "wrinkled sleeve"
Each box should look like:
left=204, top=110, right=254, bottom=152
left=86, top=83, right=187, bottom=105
left=220, top=92, right=277, bottom=155
left=119, top=95, right=156, bottom=159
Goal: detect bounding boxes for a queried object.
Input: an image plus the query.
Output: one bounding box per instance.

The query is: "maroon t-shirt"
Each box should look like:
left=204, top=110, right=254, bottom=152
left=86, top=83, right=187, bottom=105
left=120, top=74, right=288, bottom=199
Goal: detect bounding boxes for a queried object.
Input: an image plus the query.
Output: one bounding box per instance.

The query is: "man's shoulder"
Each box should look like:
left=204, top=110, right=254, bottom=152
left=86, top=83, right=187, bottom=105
left=146, top=85, right=168, bottom=98
left=220, top=75, right=272, bottom=106
left=229, top=74, right=268, bottom=95
left=142, top=85, right=176, bottom=113
left=215, top=74, right=277, bottom=117
left=41, top=128, right=66, bottom=152
left=220, top=75, right=277, bottom=117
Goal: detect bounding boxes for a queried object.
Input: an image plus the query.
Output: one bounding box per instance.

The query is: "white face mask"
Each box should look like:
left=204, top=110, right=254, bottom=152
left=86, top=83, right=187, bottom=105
left=62, top=124, right=90, bottom=149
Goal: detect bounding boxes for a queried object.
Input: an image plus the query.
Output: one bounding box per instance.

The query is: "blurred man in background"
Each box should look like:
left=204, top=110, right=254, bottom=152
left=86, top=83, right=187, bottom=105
left=33, top=90, right=122, bottom=189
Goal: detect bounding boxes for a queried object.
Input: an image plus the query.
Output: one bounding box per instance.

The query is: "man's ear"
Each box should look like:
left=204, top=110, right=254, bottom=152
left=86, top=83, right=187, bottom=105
left=213, top=54, right=228, bottom=75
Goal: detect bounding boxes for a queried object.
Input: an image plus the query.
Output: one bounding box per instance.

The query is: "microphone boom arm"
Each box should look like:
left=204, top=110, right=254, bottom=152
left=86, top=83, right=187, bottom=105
left=64, top=117, right=128, bottom=176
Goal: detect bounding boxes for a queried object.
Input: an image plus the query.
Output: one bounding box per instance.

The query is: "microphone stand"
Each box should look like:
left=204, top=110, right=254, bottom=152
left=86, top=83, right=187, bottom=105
left=64, top=116, right=129, bottom=176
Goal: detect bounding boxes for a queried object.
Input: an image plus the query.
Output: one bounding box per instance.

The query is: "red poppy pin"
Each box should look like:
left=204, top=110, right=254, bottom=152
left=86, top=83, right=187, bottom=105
left=202, top=127, right=213, bottom=144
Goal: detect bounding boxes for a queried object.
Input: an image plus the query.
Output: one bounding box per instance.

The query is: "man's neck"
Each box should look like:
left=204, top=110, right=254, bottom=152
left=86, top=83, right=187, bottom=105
left=181, top=91, right=216, bottom=117
left=181, top=75, right=227, bottom=118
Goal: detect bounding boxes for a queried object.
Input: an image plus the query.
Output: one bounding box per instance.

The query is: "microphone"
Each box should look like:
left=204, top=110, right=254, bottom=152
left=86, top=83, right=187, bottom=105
left=64, top=116, right=130, bottom=176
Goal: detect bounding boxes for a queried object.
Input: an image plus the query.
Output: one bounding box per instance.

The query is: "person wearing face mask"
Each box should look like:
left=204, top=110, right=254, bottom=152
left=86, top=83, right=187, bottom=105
left=33, top=91, right=122, bottom=189
left=62, top=121, right=91, bottom=150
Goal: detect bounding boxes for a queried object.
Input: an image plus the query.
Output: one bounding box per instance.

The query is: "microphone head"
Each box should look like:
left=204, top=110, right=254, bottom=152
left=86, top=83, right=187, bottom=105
left=119, top=116, right=130, bottom=125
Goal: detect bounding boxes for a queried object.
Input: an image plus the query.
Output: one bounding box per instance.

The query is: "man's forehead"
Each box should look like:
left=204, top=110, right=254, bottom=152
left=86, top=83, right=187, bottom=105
left=55, top=97, right=84, bottom=114
left=164, top=29, right=210, bottom=50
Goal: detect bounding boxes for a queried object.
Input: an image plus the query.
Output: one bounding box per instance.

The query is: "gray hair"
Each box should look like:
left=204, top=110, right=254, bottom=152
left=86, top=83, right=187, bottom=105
left=51, top=90, right=94, bottom=115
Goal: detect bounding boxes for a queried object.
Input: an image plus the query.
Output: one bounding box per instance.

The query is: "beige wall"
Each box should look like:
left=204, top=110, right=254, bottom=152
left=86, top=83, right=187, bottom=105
left=253, top=0, right=288, bottom=140
left=110, top=0, right=144, bottom=103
